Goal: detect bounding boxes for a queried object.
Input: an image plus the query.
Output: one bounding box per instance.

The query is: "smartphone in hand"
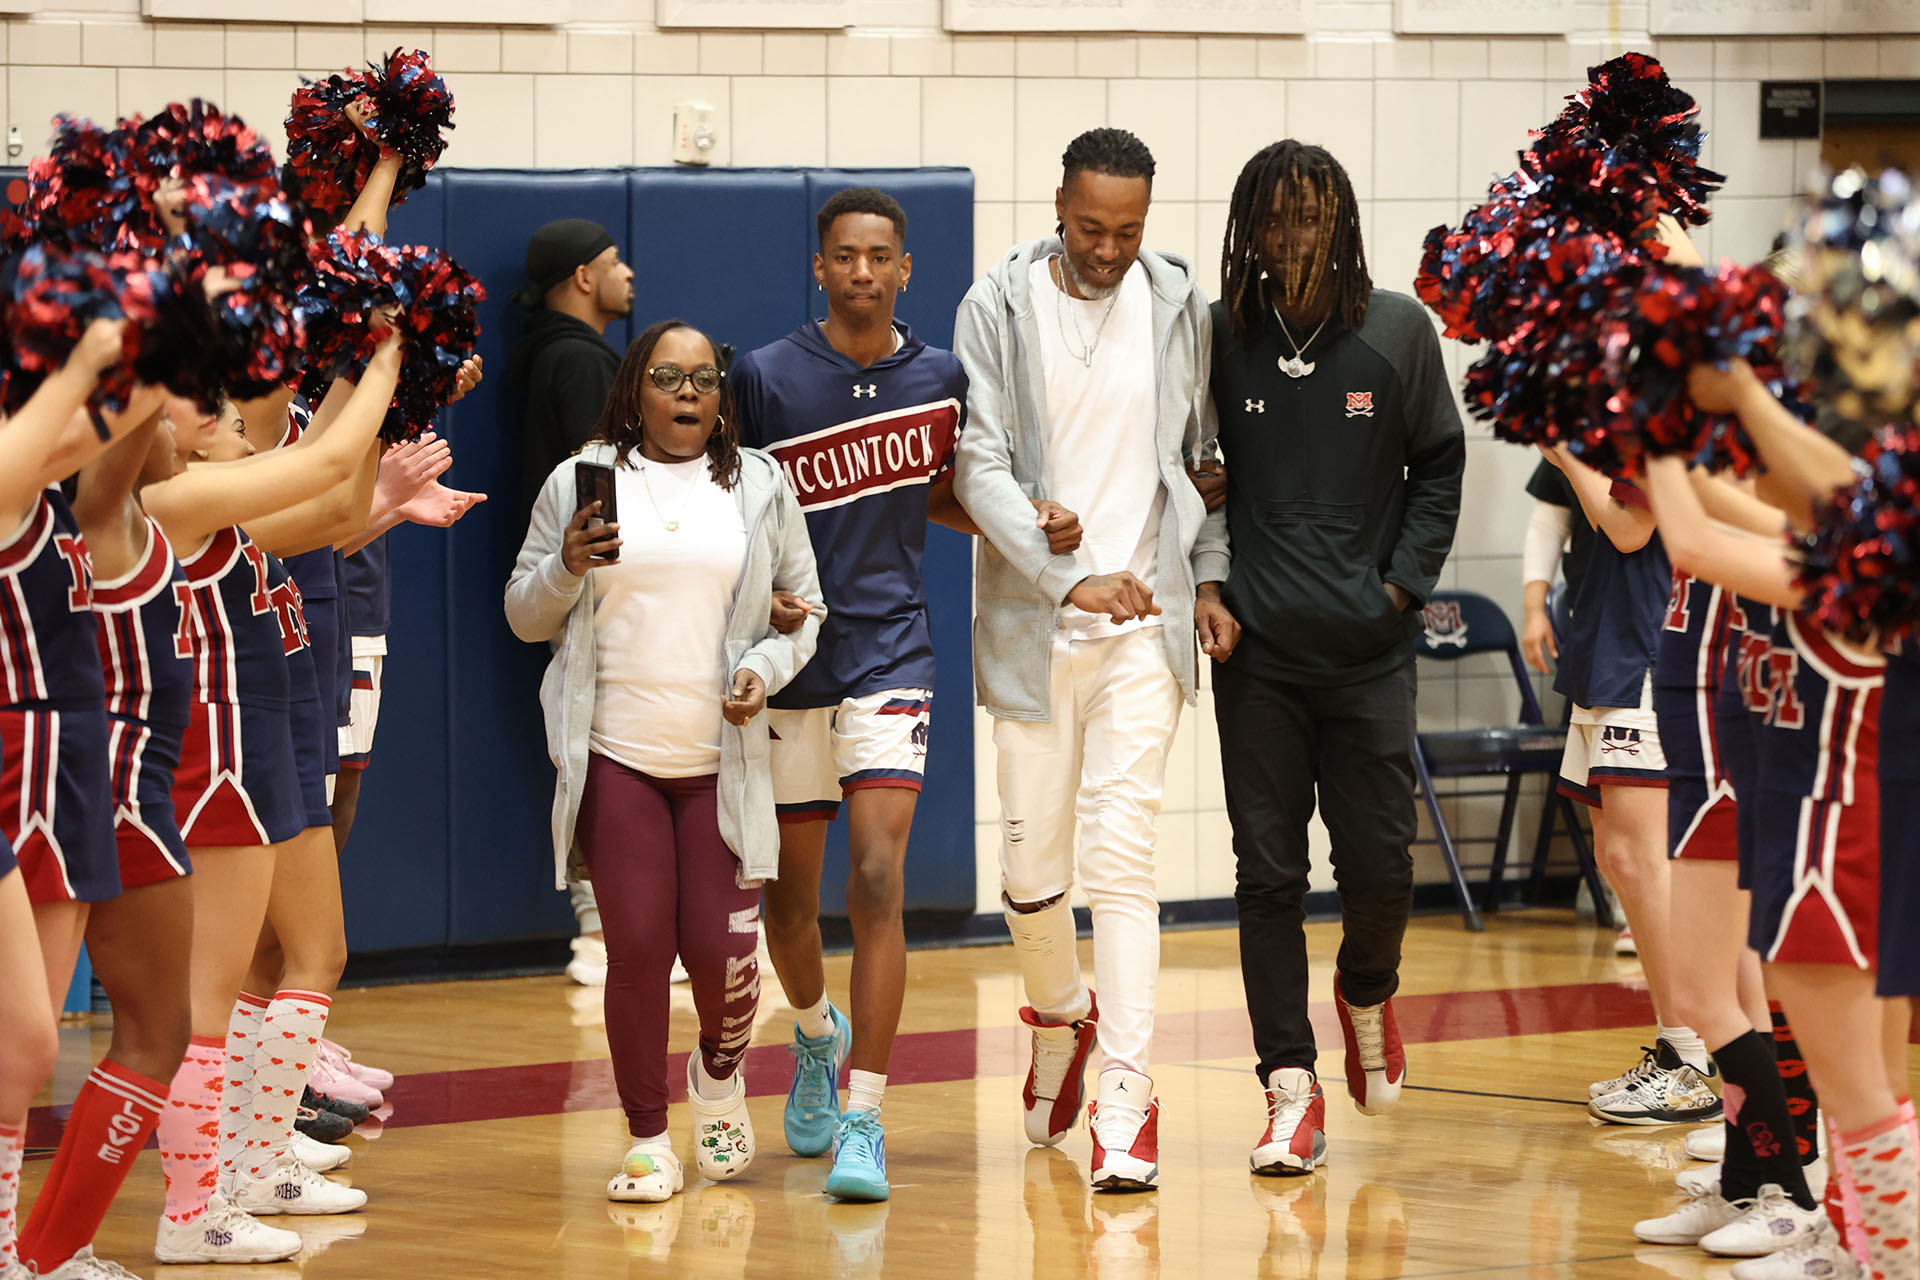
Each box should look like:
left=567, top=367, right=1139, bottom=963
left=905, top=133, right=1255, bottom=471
left=574, top=461, right=619, bottom=564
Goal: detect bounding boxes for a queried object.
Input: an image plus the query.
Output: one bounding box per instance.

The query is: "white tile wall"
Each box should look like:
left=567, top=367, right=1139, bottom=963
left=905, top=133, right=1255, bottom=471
left=20, top=11, right=1895, bottom=910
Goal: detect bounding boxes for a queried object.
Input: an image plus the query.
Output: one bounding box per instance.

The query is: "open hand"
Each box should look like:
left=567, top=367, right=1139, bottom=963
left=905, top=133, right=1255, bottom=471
left=399, top=480, right=485, bottom=528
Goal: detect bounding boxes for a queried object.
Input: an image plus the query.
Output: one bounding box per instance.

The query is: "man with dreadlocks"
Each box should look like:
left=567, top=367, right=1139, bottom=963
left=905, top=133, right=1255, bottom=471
left=1209, top=141, right=1464, bottom=1175
left=953, top=127, right=1234, bottom=1191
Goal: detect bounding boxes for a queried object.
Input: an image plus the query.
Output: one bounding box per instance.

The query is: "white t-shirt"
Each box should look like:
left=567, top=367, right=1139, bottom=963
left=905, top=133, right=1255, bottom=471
left=589, top=455, right=747, bottom=777
left=1029, top=256, right=1164, bottom=638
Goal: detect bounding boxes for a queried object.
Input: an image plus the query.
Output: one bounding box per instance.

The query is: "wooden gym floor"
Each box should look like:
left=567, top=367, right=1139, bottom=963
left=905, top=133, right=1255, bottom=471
left=28, top=910, right=1917, bottom=1279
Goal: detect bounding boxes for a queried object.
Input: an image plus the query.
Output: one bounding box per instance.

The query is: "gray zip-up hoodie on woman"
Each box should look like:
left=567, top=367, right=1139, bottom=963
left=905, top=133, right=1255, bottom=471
left=505, top=442, right=824, bottom=889
left=952, top=236, right=1230, bottom=722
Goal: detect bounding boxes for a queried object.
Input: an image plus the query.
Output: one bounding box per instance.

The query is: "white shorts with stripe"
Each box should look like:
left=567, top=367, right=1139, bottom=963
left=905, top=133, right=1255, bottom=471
left=767, top=688, right=932, bottom=823
left=336, top=637, right=385, bottom=770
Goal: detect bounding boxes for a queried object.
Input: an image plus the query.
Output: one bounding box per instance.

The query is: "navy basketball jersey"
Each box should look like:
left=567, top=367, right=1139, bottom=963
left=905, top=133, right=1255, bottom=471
left=277, top=398, right=339, bottom=610
left=1757, top=611, right=1883, bottom=805
left=732, top=321, right=967, bottom=709
left=179, top=526, right=294, bottom=709
left=93, top=517, right=195, bottom=734
left=0, top=489, right=106, bottom=710
left=1554, top=480, right=1672, bottom=710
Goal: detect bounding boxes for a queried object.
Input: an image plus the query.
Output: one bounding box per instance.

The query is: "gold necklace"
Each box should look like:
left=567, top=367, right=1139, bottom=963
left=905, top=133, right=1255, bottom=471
left=637, top=460, right=696, bottom=532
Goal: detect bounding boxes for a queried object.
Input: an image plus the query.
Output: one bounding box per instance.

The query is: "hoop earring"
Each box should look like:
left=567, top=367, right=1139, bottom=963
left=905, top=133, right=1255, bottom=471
left=900, top=283, right=908, bottom=293
left=716, top=415, right=726, bottom=428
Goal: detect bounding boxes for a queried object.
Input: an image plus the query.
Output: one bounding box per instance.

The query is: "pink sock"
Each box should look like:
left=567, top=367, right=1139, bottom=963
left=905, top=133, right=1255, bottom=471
left=158, top=1037, right=223, bottom=1225
left=1841, top=1111, right=1918, bottom=1280
left=242, top=990, right=331, bottom=1178
left=217, top=993, right=268, bottom=1184
left=0, top=1122, right=23, bottom=1266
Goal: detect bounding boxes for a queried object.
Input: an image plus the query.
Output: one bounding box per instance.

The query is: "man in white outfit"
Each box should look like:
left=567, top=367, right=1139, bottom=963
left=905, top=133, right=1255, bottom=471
left=952, top=127, right=1236, bottom=1191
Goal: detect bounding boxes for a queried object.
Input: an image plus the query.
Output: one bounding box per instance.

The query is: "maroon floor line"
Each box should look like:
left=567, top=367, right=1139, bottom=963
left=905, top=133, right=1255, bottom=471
left=27, top=979, right=1655, bottom=1152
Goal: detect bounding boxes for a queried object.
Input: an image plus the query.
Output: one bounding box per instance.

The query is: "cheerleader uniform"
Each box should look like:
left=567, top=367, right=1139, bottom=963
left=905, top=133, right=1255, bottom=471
left=93, top=516, right=197, bottom=886
left=170, top=525, right=304, bottom=847
left=1746, top=611, right=1883, bottom=969
left=0, top=490, right=118, bottom=902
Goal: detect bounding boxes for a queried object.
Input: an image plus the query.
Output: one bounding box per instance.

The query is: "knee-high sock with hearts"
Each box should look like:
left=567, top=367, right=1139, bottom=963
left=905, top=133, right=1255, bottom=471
left=242, top=989, right=331, bottom=1179
left=0, top=1122, right=24, bottom=1267
left=217, top=993, right=268, bottom=1185
left=1840, top=1111, right=1918, bottom=1280
left=158, top=1037, right=224, bottom=1225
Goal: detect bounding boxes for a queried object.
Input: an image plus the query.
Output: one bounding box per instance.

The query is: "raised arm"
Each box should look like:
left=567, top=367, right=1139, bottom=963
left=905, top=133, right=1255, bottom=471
left=1643, top=456, right=1799, bottom=609
left=142, top=336, right=403, bottom=549
left=1689, top=360, right=1853, bottom=529
left=1544, top=444, right=1656, bottom=553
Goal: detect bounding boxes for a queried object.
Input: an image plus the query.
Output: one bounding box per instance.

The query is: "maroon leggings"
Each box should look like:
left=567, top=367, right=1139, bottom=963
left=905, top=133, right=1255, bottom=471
left=577, top=751, right=762, bottom=1138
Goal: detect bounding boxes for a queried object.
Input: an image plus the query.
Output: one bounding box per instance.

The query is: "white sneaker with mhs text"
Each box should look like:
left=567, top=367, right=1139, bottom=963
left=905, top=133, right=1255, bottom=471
left=154, top=1192, right=303, bottom=1263
left=233, top=1153, right=368, bottom=1215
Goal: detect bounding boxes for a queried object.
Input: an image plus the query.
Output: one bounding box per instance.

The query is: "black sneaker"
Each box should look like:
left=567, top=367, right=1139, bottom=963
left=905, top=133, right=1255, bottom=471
left=294, top=1102, right=355, bottom=1143
left=303, top=1083, right=370, bottom=1125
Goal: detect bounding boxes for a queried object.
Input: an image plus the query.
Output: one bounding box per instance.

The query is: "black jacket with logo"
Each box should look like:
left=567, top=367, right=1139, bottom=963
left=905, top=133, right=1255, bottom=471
left=1210, top=288, right=1465, bottom=686
left=508, top=309, right=621, bottom=513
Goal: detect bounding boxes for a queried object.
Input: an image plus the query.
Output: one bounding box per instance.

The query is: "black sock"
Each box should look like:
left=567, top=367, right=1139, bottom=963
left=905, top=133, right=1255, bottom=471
left=1770, top=1004, right=1822, bottom=1167
left=1712, top=1030, right=1816, bottom=1209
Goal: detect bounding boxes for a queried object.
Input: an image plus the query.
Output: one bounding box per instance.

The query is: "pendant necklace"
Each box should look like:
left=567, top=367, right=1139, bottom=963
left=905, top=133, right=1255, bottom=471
left=1272, top=301, right=1328, bottom=379
left=1054, top=255, right=1120, bottom=368
left=639, top=460, right=695, bottom=533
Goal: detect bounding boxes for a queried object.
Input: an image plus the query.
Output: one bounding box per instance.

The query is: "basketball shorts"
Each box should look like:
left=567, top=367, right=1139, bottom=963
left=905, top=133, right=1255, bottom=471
left=288, top=691, right=332, bottom=829
left=0, top=706, right=120, bottom=903
left=302, top=590, right=342, bottom=782
left=173, top=701, right=304, bottom=848
left=1748, top=787, right=1879, bottom=970
left=768, top=688, right=932, bottom=822
left=337, top=640, right=384, bottom=771
left=107, top=714, right=191, bottom=889
left=1877, top=657, right=1920, bottom=996
left=1558, top=678, right=1667, bottom=807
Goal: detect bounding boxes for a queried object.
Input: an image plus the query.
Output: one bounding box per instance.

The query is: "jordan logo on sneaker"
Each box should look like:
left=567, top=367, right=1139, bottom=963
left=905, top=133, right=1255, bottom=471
left=853, top=384, right=877, bottom=399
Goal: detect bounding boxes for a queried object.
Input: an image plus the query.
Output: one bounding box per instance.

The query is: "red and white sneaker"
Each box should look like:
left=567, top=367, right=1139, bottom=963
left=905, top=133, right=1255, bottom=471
left=1251, top=1067, right=1327, bottom=1175
left=1334, top=971, right=1405, bottom=1116
left=1088, top=1068, right=1159, bottom=1192
left=1021, top=995, right=1099, bottom=1147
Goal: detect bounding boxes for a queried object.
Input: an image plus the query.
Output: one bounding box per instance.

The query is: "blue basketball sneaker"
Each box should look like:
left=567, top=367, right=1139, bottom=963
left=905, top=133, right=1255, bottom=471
left=785, top=1004, right=851, bottom=1157
left=825, top=1110, right=889, bottom=1202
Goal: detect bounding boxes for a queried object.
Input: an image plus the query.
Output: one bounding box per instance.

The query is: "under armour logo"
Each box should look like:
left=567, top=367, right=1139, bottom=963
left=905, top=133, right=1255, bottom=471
left=853, top=384, right=877, bottom=399
left=1245, top=399, right=1265, bottom=414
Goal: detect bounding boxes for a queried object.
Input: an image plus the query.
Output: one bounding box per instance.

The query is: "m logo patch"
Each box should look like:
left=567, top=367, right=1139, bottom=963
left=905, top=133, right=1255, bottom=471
left=1345, top=391, right=1375, bottom=418
left=1422, top=601, right=1466, bottom=648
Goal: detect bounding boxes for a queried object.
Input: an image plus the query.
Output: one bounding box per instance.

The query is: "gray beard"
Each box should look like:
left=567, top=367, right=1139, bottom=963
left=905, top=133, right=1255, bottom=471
left=1061, top=252, right=1121, bottom=301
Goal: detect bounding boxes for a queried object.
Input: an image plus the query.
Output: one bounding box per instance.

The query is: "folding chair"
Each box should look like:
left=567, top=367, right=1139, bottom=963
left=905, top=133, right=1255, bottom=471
left=1412, top=589, right=1609, bottom=931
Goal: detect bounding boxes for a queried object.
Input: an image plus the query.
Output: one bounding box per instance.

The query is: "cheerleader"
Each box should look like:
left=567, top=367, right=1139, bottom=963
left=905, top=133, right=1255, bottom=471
left=138, top=336, right=401, bottom=1264
left=0, top=323, right=144, bottom=1280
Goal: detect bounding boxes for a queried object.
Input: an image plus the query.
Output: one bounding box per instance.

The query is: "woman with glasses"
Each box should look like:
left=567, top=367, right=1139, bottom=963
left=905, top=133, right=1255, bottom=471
left=507, top=318, right=824, bottom=1205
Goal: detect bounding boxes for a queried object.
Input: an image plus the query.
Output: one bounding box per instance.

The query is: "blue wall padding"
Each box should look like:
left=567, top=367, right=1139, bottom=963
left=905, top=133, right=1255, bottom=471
left=336, top=166, right=977, bottom=953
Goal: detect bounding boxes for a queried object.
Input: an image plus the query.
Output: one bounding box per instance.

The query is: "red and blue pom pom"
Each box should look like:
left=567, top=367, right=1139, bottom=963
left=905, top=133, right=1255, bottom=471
left=1534, top=52, right=1725, bottom=227
left=284, top=48, right=453, bottom=220
left=176, top=175, right=314, bottom=398
left=1797, top=424, right=1920, bottom=642
left=298, top=227, right=483, bottom=440
left=2, top=116, right=138, bottom=253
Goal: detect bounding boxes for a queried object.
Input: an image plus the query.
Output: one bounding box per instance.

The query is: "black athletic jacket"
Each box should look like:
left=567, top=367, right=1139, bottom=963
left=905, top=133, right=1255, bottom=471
left=508, top=309, right=620, bottom=513
left=1210, top=288, right=1465, bottom=686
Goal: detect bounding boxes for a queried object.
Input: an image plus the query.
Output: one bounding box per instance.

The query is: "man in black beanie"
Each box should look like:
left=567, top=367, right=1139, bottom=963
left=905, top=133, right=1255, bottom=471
left=508, top=218, right=635, bottom=514
left=507, top=218, right=633, bottom=987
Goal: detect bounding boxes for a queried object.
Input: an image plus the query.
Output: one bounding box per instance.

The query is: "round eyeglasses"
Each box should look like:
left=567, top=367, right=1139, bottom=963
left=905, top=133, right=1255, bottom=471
left=646, top=364, right=724, bottom=395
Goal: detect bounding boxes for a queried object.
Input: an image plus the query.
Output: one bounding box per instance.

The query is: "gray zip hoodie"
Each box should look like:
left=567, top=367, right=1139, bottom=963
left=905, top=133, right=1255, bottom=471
left=952, top=236, right=1230, bottom=722
left=504, top=443, right=825, bottom=888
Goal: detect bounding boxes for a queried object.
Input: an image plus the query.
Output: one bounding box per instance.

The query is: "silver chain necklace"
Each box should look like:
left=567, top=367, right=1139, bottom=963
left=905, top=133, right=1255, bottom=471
left=1053, top=255, right=1121, bottom=368
left=1271, top=300, right=1328, bottom=379
left=638, top=459, right=696, bottom=532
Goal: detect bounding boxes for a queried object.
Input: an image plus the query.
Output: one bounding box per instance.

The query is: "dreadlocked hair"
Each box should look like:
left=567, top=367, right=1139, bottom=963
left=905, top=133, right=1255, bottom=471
left=595, top=318, right=741, bottom=490
left=1220, top=140, right=1371, bottom=343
